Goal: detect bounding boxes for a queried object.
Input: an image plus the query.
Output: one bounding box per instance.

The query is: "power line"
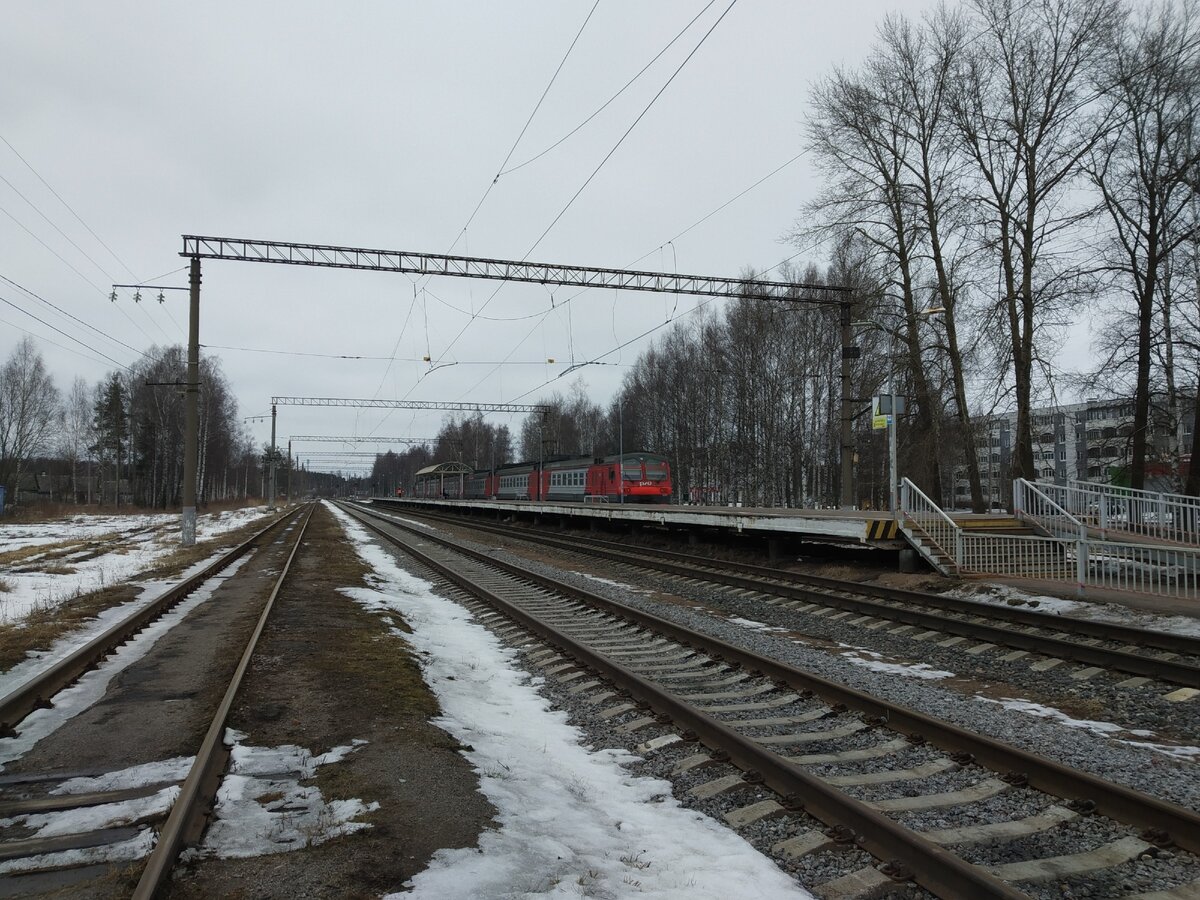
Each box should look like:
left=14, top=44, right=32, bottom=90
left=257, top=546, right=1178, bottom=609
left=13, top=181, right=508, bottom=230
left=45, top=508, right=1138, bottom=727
left=0, top=133, right=180, bottom=340
left=454, top=150, right=806, bottom=400
left=0, top=203, right=160, bottom=346
left=524, top=0, right=738, bottom=258
left=431, top=0, right=739, bottom=370
left=0, top=274, right=147, bottom=360
left=0, top=313, right=118, bottom=369
left=448, top=0, right=603, bottom=255
left=200, top=341, right=564, bottom=365
left=0, top=293, right=131, bottom=371
left=499, top=0, right=718, bottom=177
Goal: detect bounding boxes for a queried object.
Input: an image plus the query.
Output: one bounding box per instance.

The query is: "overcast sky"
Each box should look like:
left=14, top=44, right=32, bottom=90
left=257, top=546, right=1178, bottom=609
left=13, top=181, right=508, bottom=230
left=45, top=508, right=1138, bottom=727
left=2, top=0, right=976, bottom=471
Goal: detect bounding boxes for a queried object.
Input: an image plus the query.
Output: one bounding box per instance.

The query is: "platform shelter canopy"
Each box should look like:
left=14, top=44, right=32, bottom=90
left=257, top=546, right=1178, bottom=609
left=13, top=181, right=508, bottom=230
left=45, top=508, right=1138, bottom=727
left=415, top=462, right=474, bottom=477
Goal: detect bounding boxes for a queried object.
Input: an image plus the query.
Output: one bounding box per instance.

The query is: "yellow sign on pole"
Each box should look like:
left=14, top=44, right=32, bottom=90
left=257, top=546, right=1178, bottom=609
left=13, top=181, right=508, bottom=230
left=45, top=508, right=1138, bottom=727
left=871, top=397, right=889, bottom=430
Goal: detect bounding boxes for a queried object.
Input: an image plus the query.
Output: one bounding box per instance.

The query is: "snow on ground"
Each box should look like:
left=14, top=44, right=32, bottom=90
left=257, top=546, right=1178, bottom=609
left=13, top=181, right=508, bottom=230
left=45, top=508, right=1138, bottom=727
left=727, top=616, right=791, bottom=634
left=0, top=514, right=174, bottom=554
left=837, top=646, right=956, bottom=681
left=948, top=583, right=1200, bottom=639
left=328, top=502, right=813, bottom=900
left=0, top=506, right=273, bottom=623
left=576, top=572, right=652, bottom=595
left=0, top=554, right=253, bottom=772
left=186, top=732, right=377, bottom=860
left=0, top=550, right=232, bottom=696
left=0, top=735, right=376, bottom=874
left=974, top=696, right=1200, bottom=760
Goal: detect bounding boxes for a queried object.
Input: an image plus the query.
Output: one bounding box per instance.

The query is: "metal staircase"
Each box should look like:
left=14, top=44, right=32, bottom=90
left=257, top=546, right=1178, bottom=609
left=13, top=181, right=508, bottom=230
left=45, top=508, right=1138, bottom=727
left=896, top=476, right=1200, bottom=599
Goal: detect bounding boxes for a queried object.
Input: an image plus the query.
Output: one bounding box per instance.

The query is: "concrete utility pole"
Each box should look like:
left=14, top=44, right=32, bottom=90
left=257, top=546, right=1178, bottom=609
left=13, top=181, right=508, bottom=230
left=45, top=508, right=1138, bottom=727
left=182, top=258, right=201, bottom=546
left=840, top=300, right=857, bottom=509
left=286, top=439, right=292, bottom=504
left=268, top=404, right=277, bottom=511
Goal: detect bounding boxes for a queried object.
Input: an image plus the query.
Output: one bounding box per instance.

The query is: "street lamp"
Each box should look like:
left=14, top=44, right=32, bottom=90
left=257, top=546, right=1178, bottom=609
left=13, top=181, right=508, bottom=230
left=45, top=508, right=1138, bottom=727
left=853, top=307, right=944, bottom=515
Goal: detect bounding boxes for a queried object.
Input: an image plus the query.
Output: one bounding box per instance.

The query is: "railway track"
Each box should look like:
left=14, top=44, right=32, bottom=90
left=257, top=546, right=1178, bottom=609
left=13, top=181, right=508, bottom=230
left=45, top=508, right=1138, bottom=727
left=365, top=501, right=1200, bottom=692
left=342, top=500, right=1200, bottom=900
left=0, top=504, right=313, bottom=897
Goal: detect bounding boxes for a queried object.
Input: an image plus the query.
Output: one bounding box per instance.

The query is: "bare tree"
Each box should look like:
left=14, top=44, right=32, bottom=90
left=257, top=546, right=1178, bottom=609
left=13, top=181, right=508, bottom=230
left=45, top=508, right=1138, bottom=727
left=949, top=0, right=1121, bottom=482
left=58, top=376, right=94, bottom=503
left=0, top=337, right=61, bottom=499
left=1087, top=0, right=1200, bottom=489
left=801, top=30, right=949, bottom=499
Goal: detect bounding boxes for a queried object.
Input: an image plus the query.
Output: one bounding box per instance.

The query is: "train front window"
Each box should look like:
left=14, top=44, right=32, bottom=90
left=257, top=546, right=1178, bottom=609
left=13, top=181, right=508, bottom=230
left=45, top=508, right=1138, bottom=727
left=644, top=462, right=668, bottom=481
left=622, top=464, right=643, bottom=480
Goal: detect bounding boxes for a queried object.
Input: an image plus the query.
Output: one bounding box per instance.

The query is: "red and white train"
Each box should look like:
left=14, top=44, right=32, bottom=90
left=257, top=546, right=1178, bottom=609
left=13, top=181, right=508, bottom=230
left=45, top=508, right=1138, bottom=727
left=412, top=452, right=672, bottom=503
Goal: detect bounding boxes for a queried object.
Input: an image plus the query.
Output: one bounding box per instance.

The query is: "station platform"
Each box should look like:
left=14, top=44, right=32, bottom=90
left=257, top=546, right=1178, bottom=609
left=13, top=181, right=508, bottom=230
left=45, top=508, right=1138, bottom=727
left=371, top=496, right=907, bottom=549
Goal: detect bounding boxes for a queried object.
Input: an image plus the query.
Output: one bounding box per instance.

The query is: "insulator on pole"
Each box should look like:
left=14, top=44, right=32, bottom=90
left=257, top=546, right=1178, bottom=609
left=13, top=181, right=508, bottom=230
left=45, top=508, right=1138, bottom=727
left=134, top=290, right=142, bottom=303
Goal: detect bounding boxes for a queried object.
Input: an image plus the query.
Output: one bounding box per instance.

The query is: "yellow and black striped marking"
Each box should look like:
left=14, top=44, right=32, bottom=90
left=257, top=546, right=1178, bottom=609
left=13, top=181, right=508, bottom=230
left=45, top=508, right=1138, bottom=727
left=865, top=518, right=899, bottom=540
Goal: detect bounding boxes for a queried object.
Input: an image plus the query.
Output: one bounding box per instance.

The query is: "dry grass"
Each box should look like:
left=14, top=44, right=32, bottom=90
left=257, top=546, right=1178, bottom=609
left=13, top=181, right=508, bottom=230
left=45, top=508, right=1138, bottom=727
left=0, top=540, right=79, bottom=567
left=1, top=498, right=266, bottom=525
left=0, top=577, right=12, bottom=593
left=0, top=510, right=284, bottom=674
left=38, top=564, right=77, bottom=576
left=0, top=582, right=137, bottom=672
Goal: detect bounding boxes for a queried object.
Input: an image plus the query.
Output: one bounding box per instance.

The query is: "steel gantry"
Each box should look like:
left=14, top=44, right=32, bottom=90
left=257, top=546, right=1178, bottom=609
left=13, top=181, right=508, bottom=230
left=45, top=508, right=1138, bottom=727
left=272, top=397, right=549, bottom=414
left=289, top=435, right=436, bottom=444
left=182, top=236, right=846, bottom=305
left=266, top=398, right=548, bottom=507
left=180, top=235, right=858, bottom=523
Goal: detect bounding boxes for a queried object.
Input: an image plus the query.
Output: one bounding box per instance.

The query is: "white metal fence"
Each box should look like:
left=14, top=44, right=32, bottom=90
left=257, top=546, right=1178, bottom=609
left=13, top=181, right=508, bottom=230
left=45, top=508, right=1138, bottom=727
left=901, top=477, right=1200, bottom=599
left=1037, top=480, right=1200, bottom=546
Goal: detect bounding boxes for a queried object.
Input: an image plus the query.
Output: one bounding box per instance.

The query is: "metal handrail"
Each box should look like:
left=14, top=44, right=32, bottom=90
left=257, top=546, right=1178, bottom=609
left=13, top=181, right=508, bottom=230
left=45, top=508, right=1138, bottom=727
left=899, top=477, right=962, bottom=570
left=1043, top=479, right=1200, bottom=545
left=1013, top=478, right=1086, bottom=539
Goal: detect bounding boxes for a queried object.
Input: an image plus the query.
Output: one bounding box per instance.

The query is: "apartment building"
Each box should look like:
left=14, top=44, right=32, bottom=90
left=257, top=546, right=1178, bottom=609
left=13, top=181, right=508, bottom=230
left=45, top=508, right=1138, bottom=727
left=953, top=398, right=1193, bottom=509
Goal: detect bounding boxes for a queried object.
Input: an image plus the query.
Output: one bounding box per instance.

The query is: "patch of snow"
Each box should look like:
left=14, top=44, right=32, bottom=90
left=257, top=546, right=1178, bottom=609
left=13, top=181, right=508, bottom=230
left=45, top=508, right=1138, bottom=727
left=974, top=696, right=1200, bottom=760
left=0, top=507, right=273, bottom=623
left=0, top=756, right=189, bottom=869
left=53, top=757, right=193, bottom=794
left=327, top=502, right=813, bottom=900
left=0, top=786, right=179, bottom=838
left=834, top=644, right=954, bottom=681
left=576, top=573, right=651, bottom=594
left=0, top=554, right=253, bottom=772
left=187, top=731, right=377, bottom=860
left=950, top=584, right=1200, bottom=639
left=1117, top=740, right=1200, bottom=760
left=0, top=550, right=232, bottom=695
left=727, top=616, right=791, bottom=634
left=0, top=828, right=155, bottom=875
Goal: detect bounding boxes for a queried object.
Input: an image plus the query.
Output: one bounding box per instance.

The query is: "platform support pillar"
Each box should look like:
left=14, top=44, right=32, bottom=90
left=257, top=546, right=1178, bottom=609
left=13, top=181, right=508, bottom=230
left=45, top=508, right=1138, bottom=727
left=767, top=537, right=781, bottom=564
left=688, top=531, right=699, bottom=547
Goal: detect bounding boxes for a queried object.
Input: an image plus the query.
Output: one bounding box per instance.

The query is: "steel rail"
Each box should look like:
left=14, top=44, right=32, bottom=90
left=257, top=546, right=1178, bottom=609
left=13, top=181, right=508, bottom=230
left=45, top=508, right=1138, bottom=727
left=372, top=502, right=1200, bottom=686
left=347, top=502, right=1200, bottom=858
left=133, top=502, right=316, bottom=899
left=339, top=503, right=1023, bottom=899
left=0, top=508, right=299, bottom=736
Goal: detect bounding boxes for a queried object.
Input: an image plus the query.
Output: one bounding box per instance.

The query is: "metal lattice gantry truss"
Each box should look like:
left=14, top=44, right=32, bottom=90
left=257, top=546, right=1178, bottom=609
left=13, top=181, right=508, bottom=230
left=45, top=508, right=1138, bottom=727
left=272, top=397, right=550, bottom=414
left=292, top=451, right=396, bottom=458
left=183, top=235, right=856, bottom=508
left=290, top=435, right=436, bottom=444
left=182, top=236, right=848, bottom=305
